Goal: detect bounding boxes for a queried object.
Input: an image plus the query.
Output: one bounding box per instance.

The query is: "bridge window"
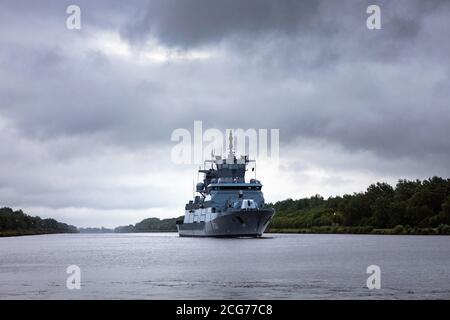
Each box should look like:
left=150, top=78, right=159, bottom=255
left=212, top=186, right=260, bottom=191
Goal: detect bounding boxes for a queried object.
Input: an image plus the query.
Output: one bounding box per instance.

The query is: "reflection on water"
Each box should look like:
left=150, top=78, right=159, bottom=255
left=1, top=233, right=449, bottom=299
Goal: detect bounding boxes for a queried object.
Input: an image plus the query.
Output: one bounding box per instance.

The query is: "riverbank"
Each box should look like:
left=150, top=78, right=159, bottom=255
left=268, top=224, right=450, bottom=235
left=0, top=230, right=79, bottom=237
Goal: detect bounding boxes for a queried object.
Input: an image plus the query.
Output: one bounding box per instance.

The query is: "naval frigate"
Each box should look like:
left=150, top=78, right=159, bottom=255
left=176, top=132, right=275, bottom=237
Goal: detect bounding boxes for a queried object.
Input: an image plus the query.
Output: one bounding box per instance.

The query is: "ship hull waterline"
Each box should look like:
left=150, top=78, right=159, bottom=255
left=177, top=209, right=275, bottom=237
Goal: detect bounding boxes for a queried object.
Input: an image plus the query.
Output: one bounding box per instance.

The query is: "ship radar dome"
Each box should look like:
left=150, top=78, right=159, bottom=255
left=196, top=182, right=205, bottom=192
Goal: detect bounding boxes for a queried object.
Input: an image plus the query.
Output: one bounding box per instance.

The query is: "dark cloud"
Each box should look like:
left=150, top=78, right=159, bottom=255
left=121, top=0, right=321, bottom=48
left=119, top=0, right=450, bottom=48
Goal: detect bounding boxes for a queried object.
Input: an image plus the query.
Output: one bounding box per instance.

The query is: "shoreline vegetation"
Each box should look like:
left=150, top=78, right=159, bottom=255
left=113, top=217, right=181, bottom=233
left=266, top=176, right=450, bottom=236
left=0, top=207, right=78, bottom=237
left=2, top=177, right=450, bottom=237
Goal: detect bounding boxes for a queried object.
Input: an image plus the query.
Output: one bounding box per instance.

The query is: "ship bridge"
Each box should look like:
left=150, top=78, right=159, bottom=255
left=199, top=131, right=256, bottom=187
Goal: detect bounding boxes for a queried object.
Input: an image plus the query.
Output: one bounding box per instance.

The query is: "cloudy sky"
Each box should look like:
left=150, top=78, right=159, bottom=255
left=1, top=0, right=449, bottom=227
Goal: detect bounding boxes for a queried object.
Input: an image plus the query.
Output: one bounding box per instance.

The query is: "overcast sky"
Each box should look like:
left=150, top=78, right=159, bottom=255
left=1, top=0, right=449, bottom=227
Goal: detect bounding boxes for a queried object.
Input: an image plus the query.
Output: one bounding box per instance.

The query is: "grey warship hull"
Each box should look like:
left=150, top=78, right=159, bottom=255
left=177, top=209, right=275, bottom=237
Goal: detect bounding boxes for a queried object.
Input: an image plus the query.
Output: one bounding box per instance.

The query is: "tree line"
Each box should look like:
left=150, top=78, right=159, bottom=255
left=78, top=227, right=114, bottom=233
left=0, top=207, right=78, bottom=237
left=267, top=177, right=450, bottom=234
left=114, top=217, right=182, bottom=233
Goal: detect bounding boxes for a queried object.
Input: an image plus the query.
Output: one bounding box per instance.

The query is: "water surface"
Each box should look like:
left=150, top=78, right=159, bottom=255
left=1, top=233, right=449, bottom=299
